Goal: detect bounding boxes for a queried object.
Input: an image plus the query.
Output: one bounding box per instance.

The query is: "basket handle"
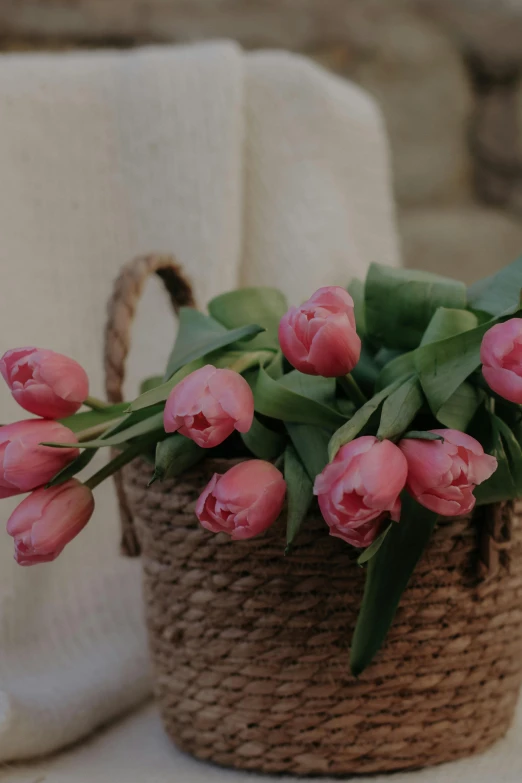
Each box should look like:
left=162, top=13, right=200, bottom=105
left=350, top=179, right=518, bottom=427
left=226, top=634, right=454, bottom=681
left=104, top=254, right=196, bottom=556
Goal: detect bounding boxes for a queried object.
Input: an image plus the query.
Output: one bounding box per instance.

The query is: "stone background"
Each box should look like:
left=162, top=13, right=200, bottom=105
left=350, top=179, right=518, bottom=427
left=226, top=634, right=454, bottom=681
left=2, top=0, right=522, bottom=282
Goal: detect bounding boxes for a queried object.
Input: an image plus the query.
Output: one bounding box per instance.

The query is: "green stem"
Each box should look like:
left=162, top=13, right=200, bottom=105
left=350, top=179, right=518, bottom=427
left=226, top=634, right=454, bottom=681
left=228, top=351, right=274, bottom=374
left=85, top=439, right=151, bottom=490
left=76, top=417, right=125, bottom=442
left=274, top=453, right=285, bottom=471
left=339, top=374, right=367, bottom=407
left=83, top=395, right=111, bottom=411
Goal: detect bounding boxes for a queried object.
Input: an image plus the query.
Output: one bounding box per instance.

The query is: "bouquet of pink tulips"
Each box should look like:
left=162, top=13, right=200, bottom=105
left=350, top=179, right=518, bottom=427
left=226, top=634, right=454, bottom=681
left=2, top=258, right=522, bottom=674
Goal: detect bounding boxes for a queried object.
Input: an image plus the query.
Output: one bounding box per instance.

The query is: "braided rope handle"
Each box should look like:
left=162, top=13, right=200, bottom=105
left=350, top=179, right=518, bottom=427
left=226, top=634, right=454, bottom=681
left=479, top=501, right=513, bottom=581
left=104, top=254, right=195, bottom=556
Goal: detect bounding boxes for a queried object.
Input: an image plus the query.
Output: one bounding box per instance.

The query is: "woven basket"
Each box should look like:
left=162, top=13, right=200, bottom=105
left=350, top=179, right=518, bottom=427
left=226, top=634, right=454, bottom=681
left=106, top=256, right=522, bottom=776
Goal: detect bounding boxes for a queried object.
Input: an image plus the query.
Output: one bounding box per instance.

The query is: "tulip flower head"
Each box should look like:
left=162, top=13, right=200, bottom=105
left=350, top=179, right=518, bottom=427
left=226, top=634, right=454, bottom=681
left=0, top=419, right=79, bottom=499
left=196, top=459, right=286, bottom=540
left=480, top=319, right=522, bottom=404
left=314, top=436, right=408, bottom=547
left=399, top=430, right=497, bottom=516
left=0, top=347, right=89, bottom=418
left=278, top=286, right=361, bottom=377
left=6, top=479, right=94, bottom=565
left=164, top=365, right=254, bottom=448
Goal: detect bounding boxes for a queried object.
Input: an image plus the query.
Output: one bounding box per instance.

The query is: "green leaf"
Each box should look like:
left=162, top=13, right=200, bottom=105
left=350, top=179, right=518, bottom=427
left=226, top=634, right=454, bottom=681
left=286, top=423, right=331, bottom=481
left=475, top=412, right=522, bottom=504
left=210, top=349, right=274, bottom=373
left=402, top=430, right=445, bottom=442
left=350, top=494, right=439, bottom=676
left=265, top=351, right=284, bottom=380
left=241, top=416, right=286, bottom=460
left=284, top=444, right=314, bottom=551
left=139, top=376, right=164, bottom=395
left=84, top=435, right=158, bottom=491
left=49, top=405, right=158, bottom=483
left=164, top=306, right=264, bottom=379
left=374, top=347, right=403, bottom=369
left=420, top=307, right=478, bottom=346
left=59, top=403, right=128, bottom=433
left=47, top=411, right=165, bottom=449
left=103, top=404, right=164, bottom=437
left=468, top=255, right=522, bottom=316
left=390, top=306, right=521, bottom=423
left=279, top=370, right=338, bottom=407
left=46, top=448, right=97, bottom=487
left=352, top=344, right=380, bottom=391
left=152, top=434, right=203, bottom=483
left=328, top=379, right=403, bottom=460
left=474, top=430, right=513, bottom=504
left=347, top=278, right=366, bottom=336
left=377, top=377, right=424, bottom=441
left=208, top=287, right=288, bottom=350
left=414, top=320, right=491, bottom=419
left=365, top=263, right=467, bottom=350
left=435, top=381, right=481, bottom=430
left=495, top=416, right=522, bottom=490
left=494, top=399, right=522, bottom=443
left=376, top=350, right=416, bottom=390
left=357, top=523, right=392, bottom=566
left=252, top=366, right=346, bottom=429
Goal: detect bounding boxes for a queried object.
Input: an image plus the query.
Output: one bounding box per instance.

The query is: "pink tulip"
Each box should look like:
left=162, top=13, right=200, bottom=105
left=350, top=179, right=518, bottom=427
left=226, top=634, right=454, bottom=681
left=278, top=286, right=361, bottom=377
left=0, top=347, right=89, bottom=419
left=399, top=430, right=497, bottom=517
left=0, top=420, right=80, bottom=499
left=313, top=436, right=408, bottom=547
left=164, top=364, right=254, bottom=448
left=7, top=479, right=94, bottom=565
left=480, top=319, right=522, bottom=404
left=195, top=459, right=286, bottom=540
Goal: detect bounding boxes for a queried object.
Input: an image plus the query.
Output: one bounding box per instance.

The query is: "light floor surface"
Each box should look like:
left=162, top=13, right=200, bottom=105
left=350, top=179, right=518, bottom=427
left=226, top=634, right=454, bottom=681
left=2, top=698, right=521, bottom=783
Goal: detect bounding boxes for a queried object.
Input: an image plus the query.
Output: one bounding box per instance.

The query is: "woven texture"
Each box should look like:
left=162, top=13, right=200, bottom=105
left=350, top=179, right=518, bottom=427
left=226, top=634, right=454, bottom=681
left=121, top=457, right=522, bottom=776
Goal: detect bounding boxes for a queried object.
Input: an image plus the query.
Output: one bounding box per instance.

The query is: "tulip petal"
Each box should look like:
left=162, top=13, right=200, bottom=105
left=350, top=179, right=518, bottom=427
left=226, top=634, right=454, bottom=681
left=0, top=347, right=36, bottom=384
left=416, top=490, right=475, bottom=517
left=480, top=319, right=522, bottom=366
left=307, top=314, right=361, bottom=377
left=400, top=438, right=454, bottom=494
left=30, top=484, right=93, bottom=551
left=483, top=365, right=522, bottom=404
left=358, top=440, right=407, bottom=507
left=278, top=313, right=312, bottom=373
left=468, top=453, right=498, bottom=486
left=36, top=350, right=89, bottom=403
left=207, top=369, right=254, bottom=433
left=433, top=428, right=483, bottom=455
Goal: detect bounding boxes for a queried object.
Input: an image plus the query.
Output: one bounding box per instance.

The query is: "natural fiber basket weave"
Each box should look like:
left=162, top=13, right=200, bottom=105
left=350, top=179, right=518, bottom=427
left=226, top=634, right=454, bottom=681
left=106, top=256, right=522, bottom=776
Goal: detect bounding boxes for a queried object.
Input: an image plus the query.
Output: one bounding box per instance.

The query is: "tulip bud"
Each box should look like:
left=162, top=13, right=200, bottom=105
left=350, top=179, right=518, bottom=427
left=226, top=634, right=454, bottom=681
left=7, top=479, right=94, bottom=565
left=0, top=420, right=80, bottom=498
left=480, top=318, right=522, bottom=404
left=0, top=347, right=89, bottom=419
left=195, top=459, right=286, bottom=539
left=164, top=365, right=254, bottom=448
left=314, top=436, right=408, bottom=547
left=278, top=286, right=361, bottom=377
left=399, top=429, right=497, bottom=517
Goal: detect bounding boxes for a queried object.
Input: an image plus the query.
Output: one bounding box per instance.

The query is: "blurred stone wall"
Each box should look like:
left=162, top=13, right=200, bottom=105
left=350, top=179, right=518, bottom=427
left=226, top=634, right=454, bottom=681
left=2, top=0, right=522, bottom=282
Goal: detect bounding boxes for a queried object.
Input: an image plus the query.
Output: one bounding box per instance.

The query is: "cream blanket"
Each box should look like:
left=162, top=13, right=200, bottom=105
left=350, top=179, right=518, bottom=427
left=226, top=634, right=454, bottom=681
left=0, top=42, right=399, bottom=761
